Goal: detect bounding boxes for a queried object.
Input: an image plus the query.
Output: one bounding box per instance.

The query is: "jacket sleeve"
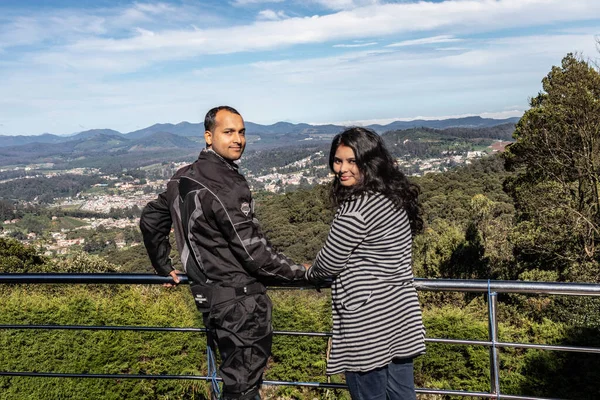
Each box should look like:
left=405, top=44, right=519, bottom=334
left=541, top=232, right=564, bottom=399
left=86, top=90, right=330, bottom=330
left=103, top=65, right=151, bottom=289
left=209, top=189, right=306, bottom=283
left=139, top=191, right=174, bottom=276
left=306, top=210, right=366, bottom=282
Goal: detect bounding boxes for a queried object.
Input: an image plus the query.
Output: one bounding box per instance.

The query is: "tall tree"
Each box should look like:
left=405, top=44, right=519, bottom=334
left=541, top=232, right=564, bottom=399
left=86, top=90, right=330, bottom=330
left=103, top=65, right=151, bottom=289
left=504, top=53, right=600, bottom=282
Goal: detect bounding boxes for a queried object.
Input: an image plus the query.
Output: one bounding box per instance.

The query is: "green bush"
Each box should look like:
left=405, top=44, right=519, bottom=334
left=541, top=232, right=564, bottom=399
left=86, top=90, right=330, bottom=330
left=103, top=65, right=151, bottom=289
left=0, top=285, right=208, bottom=400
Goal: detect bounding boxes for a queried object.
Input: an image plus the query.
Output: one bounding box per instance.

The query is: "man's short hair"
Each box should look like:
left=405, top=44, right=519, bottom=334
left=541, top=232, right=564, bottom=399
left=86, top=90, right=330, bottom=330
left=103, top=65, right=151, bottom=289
left=204, top=106, right=241, bottom=133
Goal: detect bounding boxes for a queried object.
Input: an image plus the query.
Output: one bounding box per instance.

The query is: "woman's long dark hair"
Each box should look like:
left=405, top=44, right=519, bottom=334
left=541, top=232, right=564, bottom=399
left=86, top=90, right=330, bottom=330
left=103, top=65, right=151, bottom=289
left=329, top=126, right=423, bottom=235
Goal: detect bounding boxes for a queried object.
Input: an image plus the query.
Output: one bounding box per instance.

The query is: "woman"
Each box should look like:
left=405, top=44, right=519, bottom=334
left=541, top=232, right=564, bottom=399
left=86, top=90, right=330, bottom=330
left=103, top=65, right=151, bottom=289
left=306, top=127, right=425, bottom=400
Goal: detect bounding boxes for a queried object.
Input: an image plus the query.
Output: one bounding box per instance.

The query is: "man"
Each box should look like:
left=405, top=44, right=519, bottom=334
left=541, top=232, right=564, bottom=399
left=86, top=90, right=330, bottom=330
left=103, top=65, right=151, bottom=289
left=139, top=106, right=305, bottom=400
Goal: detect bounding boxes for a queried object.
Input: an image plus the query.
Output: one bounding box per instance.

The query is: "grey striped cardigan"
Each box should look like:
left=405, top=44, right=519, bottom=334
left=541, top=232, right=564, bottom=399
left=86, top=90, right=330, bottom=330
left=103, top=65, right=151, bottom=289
left=306, top=192, right=426, bottom=374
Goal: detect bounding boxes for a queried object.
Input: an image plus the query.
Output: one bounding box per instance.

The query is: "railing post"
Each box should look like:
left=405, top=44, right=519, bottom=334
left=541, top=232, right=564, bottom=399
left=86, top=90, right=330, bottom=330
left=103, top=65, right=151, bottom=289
left=488, top=291, right=500, bottom=397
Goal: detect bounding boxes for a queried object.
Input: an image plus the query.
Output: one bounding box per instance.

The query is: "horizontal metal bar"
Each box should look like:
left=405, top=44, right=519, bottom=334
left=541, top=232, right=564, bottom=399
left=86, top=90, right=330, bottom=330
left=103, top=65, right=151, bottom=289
left=496, top=395, right=564, bottom=400
left=0, top=371, right=212, bottom=380
left=495, top=341, right=600, bottom=354
left=0, top=273, right=189, bottom=285
left=415, top=388, right=499, bottom=398
left=426, top=337, right=492, bottom=346
left=413, top=278, right=600, bottom=296
left=0, top=325, right=331, bottom=337
left=425, top=338, right=600, bottom=354
left=263, top=379, right=345, bottom=389
left=1, top=274, right=599, bottom=296
left=0, top=273, right=309, bottom=287
left=273, top=330, right=331, bottom=337
left=0, top=324, right=207, bottom=333
left=0, top=371, right=348, bottom=389
left=3, top=324, right=597, bottom=355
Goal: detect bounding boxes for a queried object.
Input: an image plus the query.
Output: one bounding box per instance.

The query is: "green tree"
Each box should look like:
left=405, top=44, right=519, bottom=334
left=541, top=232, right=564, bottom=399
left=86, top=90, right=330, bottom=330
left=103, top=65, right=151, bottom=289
left=504, top=53, right=600, bottom=283
left=0, top=200, right=15, bottom=221
left=19, top=213, right=50, bottom=235
left=0, top=237, right=47, bottom=273
left=467, top=194, right=515, bottom=279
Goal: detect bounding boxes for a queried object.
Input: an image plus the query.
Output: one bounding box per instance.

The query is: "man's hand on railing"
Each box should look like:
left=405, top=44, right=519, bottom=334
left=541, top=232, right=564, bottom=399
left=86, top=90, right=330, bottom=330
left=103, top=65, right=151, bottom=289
left=164, top=270, right=181, bottom=288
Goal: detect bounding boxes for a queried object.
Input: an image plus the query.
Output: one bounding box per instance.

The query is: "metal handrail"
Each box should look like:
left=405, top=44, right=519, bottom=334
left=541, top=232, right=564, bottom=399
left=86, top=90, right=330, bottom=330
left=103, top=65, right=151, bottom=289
left=2, top=273, right=599, bottom=296
left=1, top=273, right=599, bottom=400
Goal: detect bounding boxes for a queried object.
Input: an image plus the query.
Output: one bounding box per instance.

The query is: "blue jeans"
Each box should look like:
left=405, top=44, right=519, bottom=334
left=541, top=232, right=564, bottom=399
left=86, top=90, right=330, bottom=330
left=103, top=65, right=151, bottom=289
left=345, top=358, right=416, bottom=400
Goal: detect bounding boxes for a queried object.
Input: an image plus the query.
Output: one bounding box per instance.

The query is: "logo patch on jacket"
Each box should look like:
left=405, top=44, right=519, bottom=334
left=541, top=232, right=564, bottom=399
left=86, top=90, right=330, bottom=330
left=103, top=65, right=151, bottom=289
left=241, top=202, right=251, bottom=216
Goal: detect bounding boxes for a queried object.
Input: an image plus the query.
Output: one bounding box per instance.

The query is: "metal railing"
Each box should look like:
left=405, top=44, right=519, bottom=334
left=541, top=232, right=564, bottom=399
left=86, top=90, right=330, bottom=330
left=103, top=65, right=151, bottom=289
left=1, top=273, right=599, bottom=399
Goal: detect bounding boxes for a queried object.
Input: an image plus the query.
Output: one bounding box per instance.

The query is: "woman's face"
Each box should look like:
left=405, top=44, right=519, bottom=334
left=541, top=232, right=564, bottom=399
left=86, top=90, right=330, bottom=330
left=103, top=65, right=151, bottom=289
left=333, top=144, right=361, bottom=187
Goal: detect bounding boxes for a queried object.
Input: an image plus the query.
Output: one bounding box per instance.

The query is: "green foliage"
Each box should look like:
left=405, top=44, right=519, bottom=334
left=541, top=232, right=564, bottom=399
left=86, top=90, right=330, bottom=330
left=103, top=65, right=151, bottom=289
left=51, top=251, right=121, bottom=273
left=0, top=237, right=48, bottom=273
left=504, top=53, right=600, bottom=283
left=0, top=285, right=208, bottom=400
left=18, top=213, right=51, bottom=235
left=417, top=297, right=600, bottom=399
left=242, top=145, right=329, bottom=177
left=267, top=290, right=340, bottom=399
left=413, top=219, right=465, bottom=279
left=255, top=185, right=334, bottom=263
left=415, top=154, right=514, bottom=225
left=418, top=301, right=490, bottom=393
left=0, top=284, right=339, bottom=399
left=104, top=245, right=154, bottom=273
left=0, top=174, right=105, bottom=203
left=0, top=199, right=17, bottom=221
left=383, top=124, right=515, bottom=159
left=52, top=215, right=89, bottom=230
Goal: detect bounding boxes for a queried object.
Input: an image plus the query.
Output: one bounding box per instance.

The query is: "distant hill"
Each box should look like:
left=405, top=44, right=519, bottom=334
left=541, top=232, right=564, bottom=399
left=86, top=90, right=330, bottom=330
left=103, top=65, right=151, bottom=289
left=68, top=129, right=124, bottom=141
left=0, top=120, right=517, bottom=169
left=369, top=116, right=520, bottom=132
left=0, top=130, right=125, bottom=148
left=0, top=116, right=520, bottom=148
left=0, top=133, right=65, bottom=147
left=384, top=123, right=516, bottom=142
left=0, top=116, right=519, bottom=167
left=72, top=133, right=130, bottom=152
left=126, top=122, right=200, bottom=139
left=128, top=132, right=200, bottom=151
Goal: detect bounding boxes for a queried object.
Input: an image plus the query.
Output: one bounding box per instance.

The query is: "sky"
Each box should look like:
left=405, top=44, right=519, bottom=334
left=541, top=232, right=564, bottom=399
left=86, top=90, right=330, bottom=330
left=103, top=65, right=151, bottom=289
left=0, top=0, right=599, bottom=136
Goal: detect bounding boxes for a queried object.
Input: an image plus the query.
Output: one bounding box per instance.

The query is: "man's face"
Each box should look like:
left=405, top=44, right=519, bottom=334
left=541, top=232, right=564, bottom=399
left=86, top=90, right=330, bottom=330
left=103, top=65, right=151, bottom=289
left=205, top=110, right=246, bottom=161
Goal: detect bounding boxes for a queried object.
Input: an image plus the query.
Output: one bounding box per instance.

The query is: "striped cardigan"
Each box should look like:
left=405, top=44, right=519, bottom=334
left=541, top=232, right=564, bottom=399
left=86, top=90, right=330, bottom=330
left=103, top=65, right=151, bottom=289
left=306, top=192, right=426, bottom=374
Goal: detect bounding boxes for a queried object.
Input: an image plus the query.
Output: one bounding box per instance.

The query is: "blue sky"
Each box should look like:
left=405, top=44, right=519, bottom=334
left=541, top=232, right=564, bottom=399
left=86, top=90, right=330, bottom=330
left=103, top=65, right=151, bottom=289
left=1, top=0, right=599, bottom=135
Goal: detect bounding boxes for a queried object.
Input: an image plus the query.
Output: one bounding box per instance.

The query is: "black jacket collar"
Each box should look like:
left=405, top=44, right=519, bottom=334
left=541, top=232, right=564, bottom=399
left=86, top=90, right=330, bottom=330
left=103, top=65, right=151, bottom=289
left=201, top=148, right=239, bottom=172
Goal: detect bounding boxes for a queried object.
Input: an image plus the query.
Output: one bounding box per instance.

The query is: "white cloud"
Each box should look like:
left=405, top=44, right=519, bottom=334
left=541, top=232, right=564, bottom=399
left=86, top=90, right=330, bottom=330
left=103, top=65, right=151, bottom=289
left=232, top=0, right=285, bottom=5
left=0, top=13, right=107, bottom=51
left=134, top=2, right=177, bottom=14
left=4, top=0, right=600, bottom=73
left=1, top=0, right=600, bottom=134
left=37, top=1, right=600, bottom=68
left=387, top=35, right=461, bottom=47
left=334, top=41, right=378, bottom=48
left=310, top=0, right=380, bottom=11
left=436, top=47, right=468, bottom=52
left=258, top=9, right=289, bottom=20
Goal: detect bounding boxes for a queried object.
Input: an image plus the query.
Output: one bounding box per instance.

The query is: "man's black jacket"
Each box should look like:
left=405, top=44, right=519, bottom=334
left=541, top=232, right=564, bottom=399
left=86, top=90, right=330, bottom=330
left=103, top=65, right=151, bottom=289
left=139, top=149, right=305, bottom=287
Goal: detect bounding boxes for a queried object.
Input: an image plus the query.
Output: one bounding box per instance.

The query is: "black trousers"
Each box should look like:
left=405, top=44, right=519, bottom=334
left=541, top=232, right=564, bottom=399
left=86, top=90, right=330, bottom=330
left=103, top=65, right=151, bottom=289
left=204, top=293, right=273, bottom=400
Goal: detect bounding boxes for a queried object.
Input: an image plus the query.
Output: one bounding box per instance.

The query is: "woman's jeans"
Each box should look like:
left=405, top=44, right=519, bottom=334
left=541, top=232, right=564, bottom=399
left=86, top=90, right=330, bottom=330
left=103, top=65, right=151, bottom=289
left=345, top=358, right=416, bottom=400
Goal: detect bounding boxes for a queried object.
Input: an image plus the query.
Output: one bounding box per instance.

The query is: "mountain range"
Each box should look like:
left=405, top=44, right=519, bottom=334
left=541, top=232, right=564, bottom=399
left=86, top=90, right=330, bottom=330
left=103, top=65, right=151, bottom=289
left=0, top=116, right=519, bottom=148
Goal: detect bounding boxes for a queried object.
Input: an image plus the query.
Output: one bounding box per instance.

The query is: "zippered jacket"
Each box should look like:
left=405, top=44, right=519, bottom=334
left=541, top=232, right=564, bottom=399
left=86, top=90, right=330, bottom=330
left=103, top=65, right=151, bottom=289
left=140, top=149, right=305, bottom=287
